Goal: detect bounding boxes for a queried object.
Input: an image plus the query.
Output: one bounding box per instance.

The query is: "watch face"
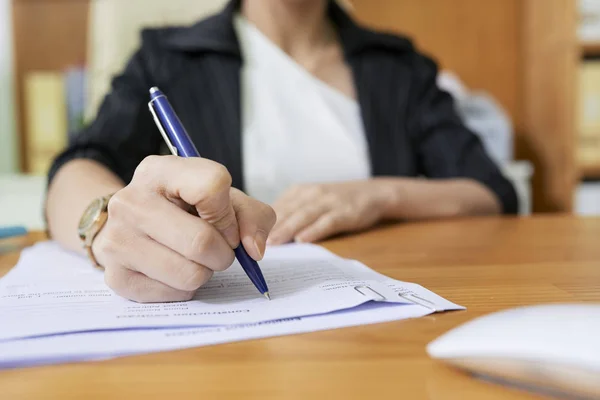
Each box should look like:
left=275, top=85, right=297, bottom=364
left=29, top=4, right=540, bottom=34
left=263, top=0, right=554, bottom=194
left=78, top=198, right=103, bottom=235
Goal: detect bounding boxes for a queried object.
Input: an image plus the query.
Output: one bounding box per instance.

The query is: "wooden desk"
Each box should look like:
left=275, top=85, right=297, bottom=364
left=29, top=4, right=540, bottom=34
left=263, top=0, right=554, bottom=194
left=1, top=215, right=599, bottom=399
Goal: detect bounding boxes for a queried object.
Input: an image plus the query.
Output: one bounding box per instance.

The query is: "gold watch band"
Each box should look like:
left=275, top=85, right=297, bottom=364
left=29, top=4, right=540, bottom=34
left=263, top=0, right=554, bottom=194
left=86, top=245, right=104, bottom=269
left=80, top=194, right=113, bottom=269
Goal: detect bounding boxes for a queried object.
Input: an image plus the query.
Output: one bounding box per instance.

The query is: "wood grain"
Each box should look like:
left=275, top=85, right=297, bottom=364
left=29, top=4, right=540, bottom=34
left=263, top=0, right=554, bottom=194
left=520, top=0, right=578, bottom=213
left=1, top=216, right=599, bottom=399
left=351, top=0, right=520, bottom=123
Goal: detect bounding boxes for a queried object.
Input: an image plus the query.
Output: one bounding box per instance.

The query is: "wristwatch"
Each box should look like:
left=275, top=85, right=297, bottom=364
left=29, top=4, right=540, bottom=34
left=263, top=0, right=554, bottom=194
left=78, top=194, right=113, bottom=268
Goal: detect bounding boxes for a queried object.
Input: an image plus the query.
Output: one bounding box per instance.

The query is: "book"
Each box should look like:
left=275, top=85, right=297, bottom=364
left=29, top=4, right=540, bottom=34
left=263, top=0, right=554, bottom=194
left=64, top=65, right=87, bottom=139
left=577, top=61, right=600, bottom=168
left=24, top=71, right=68, bottom=175
left=23, top=67, right=88, bottom=175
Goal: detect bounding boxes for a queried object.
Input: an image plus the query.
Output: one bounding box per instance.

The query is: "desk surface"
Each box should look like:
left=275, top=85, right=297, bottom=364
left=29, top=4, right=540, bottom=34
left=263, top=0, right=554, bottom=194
left=1, top=215, right=599, bottom=399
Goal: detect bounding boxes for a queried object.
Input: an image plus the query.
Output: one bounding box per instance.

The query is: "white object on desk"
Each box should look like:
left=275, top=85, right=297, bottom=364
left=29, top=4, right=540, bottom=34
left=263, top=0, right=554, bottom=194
left=427, top=304, right=600, bottom=399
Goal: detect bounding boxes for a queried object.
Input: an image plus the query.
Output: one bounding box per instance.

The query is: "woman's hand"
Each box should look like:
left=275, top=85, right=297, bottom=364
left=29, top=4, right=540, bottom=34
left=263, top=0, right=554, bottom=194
left=268, top=180, right=392, bottom=245
left=92, top=156, right=276, bottom=303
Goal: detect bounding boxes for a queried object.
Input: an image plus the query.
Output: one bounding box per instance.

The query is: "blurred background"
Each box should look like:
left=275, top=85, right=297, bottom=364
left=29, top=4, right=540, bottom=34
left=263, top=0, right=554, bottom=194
left=0, top=0, right=599, bottom=231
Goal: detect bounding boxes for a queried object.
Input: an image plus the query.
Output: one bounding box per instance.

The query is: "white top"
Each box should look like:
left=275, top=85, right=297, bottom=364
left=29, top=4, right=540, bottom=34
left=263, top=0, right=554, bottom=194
left=233, top=14, right=371, bottom=205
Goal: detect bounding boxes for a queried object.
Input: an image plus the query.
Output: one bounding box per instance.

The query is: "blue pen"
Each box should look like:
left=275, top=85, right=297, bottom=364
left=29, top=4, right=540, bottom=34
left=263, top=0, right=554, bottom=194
left=0, top=226, right=28, bottom=240
left=148, top=87, right=271, bottom=300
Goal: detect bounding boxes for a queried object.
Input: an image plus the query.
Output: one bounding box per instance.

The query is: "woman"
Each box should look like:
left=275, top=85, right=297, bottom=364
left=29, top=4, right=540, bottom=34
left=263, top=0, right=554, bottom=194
left=46, top=0, right=518, bottom=302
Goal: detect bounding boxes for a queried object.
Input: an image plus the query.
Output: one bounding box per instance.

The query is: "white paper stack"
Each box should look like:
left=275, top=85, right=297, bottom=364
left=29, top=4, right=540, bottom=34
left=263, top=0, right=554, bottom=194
left=0, top=242, right=463, bottom=368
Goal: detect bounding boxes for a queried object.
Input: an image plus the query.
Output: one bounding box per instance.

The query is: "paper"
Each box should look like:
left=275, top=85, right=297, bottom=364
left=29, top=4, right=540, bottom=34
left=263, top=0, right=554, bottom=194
left=0, top=242, right=461, bottom=342
left=0, top=301, right=434, bottom=369
left=0, top=241, right=463, bottom=368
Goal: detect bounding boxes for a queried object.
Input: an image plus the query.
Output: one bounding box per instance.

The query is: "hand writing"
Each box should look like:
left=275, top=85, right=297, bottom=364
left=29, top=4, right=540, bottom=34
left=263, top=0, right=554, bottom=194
left=93, top=156, right=276, bottom=303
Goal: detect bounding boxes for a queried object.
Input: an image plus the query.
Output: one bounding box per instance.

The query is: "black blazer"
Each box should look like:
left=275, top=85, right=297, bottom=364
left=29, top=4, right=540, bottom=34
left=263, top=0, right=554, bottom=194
left=49, top=0, right=518, bottom=213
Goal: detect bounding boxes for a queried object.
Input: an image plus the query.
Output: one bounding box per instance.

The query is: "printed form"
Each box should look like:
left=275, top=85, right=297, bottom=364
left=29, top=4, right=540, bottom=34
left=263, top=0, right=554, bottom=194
left=0, top=242, right=463, bottom=367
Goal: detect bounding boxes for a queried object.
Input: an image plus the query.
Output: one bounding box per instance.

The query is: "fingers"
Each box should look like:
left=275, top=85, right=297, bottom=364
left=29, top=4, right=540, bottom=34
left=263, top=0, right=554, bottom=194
left=268, top=202, right=327, bottom=245
left=271, top=184, right=319, bottom=226
left=230, top=188, right=276, bottom=260
left=295, top=212, right=351, bottom=243
left=95, top=226, right=218, bottom=302
left=118, top=235, right=215, bottom=292
left=269, top=182, right=377, bottom=244
left=108, top=189, right=235, bottom=271
left=270, top=184, right=337, bottom=245
left=94, top=155, right=280, bottom=302
left=104, top=265, right=195, bottom=303
left=133, top=155, right=239, bottom=247
left=270, top=187, right=302, bottom=224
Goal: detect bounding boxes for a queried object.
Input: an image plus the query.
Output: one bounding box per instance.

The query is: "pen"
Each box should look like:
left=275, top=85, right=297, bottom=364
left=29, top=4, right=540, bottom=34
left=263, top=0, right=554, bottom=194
left=148, top=87, right=271, bottom=300
left=0, top=226, right=28, bottom=240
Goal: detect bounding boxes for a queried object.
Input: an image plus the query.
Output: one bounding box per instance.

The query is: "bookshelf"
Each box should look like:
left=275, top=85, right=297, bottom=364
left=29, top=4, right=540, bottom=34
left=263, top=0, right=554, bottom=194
left=12, top=0, right=90, bottom=174
left=580, top=41, right=600, bottom=180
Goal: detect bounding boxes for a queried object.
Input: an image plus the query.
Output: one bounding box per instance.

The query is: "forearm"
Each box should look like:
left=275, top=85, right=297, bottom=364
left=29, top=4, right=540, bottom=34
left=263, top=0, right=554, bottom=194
left=46, top=159, right=125, bottom=254
left=376, top=177, right=502, bottom=221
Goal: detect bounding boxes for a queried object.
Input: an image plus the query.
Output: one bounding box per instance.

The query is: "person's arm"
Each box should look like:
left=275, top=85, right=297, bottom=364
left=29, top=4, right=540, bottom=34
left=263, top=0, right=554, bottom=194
left=362, top=52, right=515, bottom=220
left=45, top=34, right=277, bottom=304
left=46, top=159, right=125, bottom=253
left=45, top=38, right=160, bottom=253
left=49, top=156, right=276, bottom=304
left=376, top=177, right=500, bottom=220
left=267, top=177, right=499, bottom=245
left=404, top=52, right=518, bottom=215
left=268, top=52, right=517, bottom=245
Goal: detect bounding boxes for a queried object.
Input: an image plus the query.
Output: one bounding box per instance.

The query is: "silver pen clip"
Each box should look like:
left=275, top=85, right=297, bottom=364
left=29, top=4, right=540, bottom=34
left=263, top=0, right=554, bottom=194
left=148, top=100, right=178, bottom=156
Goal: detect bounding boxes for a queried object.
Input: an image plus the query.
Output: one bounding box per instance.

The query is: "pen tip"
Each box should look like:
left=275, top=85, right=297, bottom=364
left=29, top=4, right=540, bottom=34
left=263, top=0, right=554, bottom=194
left=264, top=292, right=271, bottom=300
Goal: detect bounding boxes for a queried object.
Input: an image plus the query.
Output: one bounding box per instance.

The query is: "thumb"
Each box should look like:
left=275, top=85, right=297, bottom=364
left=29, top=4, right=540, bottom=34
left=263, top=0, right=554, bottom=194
left=230, top=188, right=277, bottom=261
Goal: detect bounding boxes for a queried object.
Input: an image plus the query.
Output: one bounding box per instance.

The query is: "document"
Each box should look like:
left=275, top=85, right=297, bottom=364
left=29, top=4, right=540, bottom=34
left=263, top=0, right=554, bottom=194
left=0, top=302, right=432, bottom=369
left=0, top=242, right=460, bottom=342
left=0, top=241, right=463, bottom=368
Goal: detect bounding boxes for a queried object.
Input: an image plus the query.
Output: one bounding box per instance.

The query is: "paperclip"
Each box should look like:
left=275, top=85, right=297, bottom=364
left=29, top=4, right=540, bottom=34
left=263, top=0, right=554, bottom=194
left=398, top=292, right=438, bottom=311
left=354, top=286, right=386, bottom=301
